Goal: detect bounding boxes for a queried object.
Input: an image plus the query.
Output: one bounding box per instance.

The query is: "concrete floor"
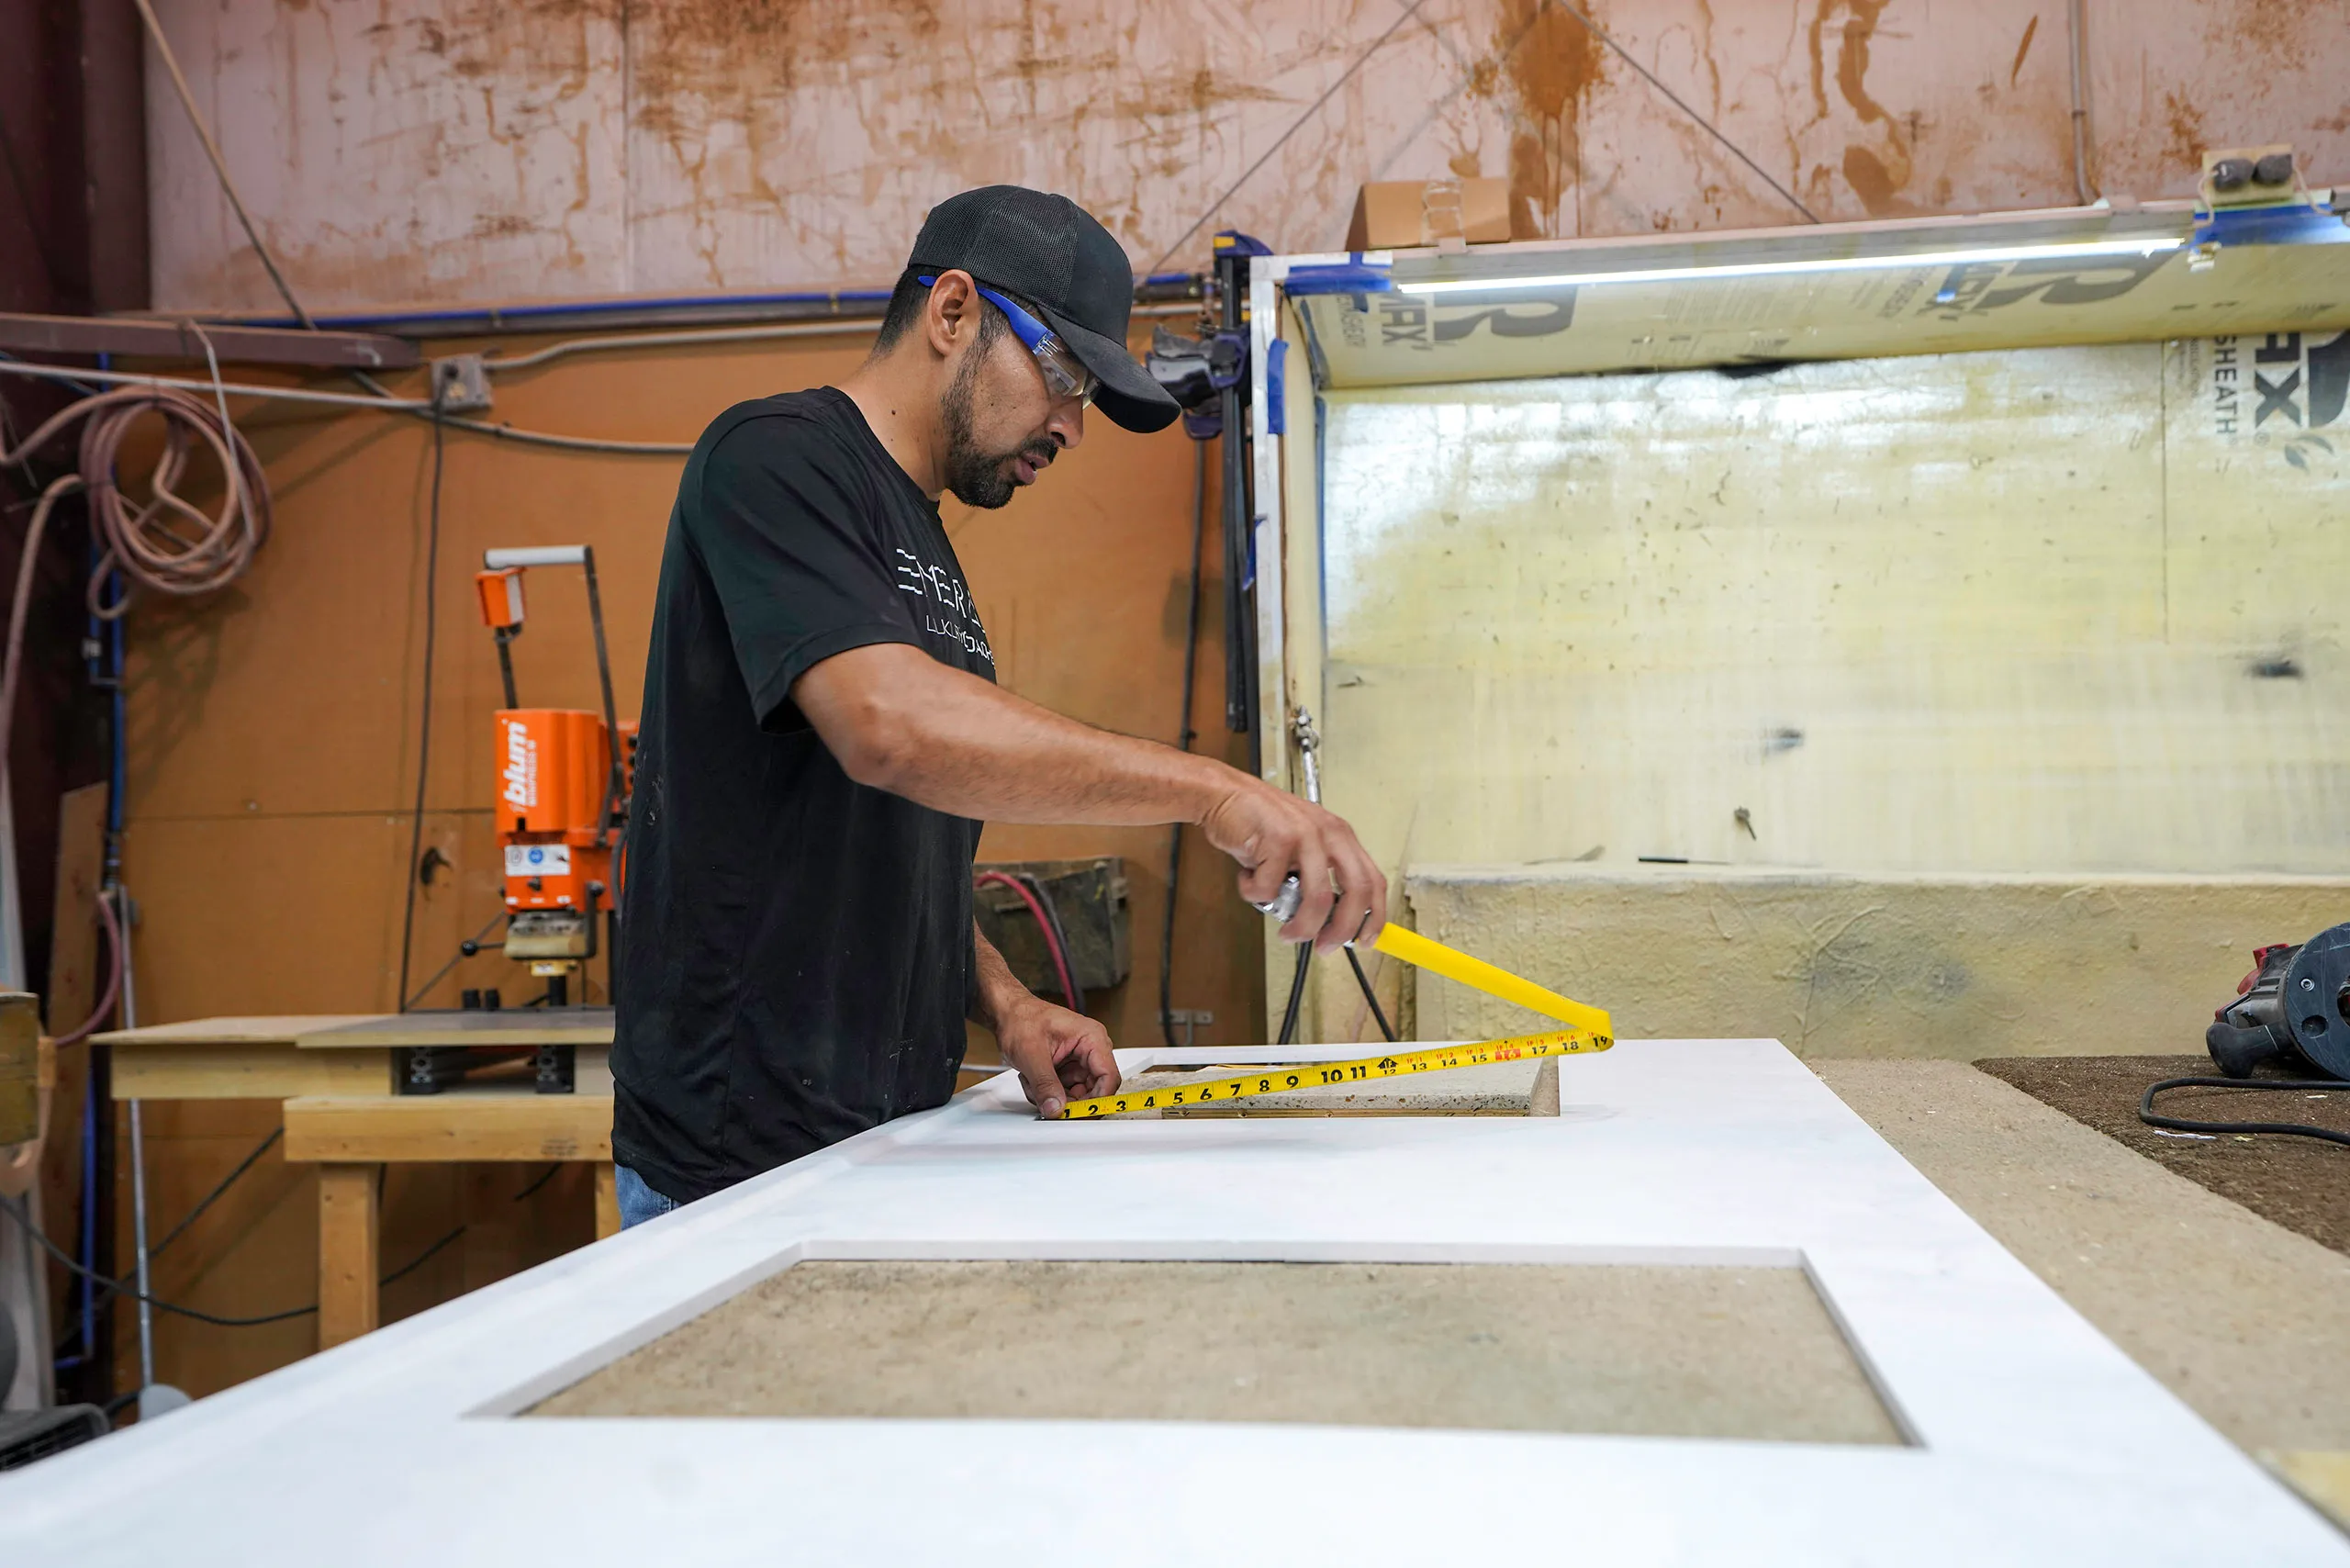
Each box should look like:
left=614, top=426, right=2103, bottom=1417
left=1820, top=1060, right=2350, bottom=1524
left=532, top=1260, right=1902, bottom=1444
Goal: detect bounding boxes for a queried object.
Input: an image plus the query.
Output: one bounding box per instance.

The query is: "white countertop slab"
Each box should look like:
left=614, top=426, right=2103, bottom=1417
left=6, top=1039, right=2342, bottom=1565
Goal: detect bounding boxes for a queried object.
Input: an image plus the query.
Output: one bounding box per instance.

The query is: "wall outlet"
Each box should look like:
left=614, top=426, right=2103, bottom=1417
left=430, top=353, right=492, bottom=413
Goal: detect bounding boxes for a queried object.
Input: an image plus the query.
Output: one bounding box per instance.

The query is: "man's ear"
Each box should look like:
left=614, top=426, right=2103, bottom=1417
left=923, top=270, right=980, bottom=358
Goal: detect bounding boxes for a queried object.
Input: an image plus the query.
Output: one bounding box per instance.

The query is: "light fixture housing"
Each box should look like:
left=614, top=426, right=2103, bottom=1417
left=1393, top=237, right=2188, bottom=296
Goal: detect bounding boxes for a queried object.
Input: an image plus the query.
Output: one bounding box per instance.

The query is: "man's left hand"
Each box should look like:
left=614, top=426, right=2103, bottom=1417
left=993, top=995, right=1118, bottom=1118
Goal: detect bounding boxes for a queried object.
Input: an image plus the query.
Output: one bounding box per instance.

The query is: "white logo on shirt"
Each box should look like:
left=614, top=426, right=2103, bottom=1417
left=895, top=547, right=994, bottom=667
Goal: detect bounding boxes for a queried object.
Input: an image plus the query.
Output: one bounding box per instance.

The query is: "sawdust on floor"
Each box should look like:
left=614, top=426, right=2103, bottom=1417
left=1975, top=1055, right=2348, bottom=1255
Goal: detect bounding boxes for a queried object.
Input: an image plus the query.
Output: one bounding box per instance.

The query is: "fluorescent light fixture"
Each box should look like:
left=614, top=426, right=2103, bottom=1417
left=1393, top=236, right=2185, bottom=295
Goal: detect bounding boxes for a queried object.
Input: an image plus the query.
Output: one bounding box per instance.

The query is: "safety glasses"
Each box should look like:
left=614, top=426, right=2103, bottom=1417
left=918, top=274, right=1098, bottom=406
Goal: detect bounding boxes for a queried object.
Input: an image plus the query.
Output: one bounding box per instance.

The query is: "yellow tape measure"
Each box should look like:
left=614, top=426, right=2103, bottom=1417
left=1367, top=924, right=1613, bottom=1038
left=1056, top=1028, right=1609, bottom=1120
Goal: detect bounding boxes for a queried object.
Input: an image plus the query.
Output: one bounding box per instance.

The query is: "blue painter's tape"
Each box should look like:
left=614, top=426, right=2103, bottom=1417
left=2192, top=204, right=2350, bottom=250
left=1267, top=340, right=1288, bottom=435
left=1282, top=262, right=1395, bottom=296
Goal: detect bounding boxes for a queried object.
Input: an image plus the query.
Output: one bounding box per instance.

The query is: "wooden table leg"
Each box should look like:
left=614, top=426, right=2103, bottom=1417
left=318, top=1162, right=380, bottom=1350
left=593, top=1162, right=620, bottom=1240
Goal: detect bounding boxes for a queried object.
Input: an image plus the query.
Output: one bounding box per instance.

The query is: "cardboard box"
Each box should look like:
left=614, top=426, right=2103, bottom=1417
left=1345, top=178, right=1511, bottom=251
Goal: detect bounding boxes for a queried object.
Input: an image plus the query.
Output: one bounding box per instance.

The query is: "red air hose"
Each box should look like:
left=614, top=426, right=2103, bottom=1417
left=974, top=871, right=1079, bottom=1011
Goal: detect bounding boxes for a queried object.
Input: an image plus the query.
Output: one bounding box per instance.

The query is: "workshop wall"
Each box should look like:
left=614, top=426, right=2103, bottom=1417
left=146, top=0, right=2350, bottom=313
left=89, top=0, right=2350, bottom=1396
left=113, top=322, right=1253, bottom=1398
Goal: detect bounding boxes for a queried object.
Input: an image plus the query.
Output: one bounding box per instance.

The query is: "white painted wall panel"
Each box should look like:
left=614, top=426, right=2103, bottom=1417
left=1312, top=340, right=2350, bottom=879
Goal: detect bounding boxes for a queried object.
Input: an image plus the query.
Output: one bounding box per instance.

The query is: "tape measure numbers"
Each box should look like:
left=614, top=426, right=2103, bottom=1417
left=1055, top=1028, right=1609, bottom=1120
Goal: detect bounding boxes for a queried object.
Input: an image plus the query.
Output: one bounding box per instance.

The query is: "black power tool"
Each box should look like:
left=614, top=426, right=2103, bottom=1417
left=2204, top=924, right=2350, bottom=1081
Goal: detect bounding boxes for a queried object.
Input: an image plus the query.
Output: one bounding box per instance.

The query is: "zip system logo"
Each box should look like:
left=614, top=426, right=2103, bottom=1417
left=2212, top=330, right=2350, bottom=469
left=501, top=717, right=539, bottom=813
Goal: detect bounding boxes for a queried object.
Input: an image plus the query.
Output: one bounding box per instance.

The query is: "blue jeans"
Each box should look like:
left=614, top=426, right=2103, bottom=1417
left=614, top=1164, right=678, bottom=1229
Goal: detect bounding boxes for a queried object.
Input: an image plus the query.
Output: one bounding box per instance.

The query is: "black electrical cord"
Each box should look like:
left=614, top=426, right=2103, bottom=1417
left=2139, top=1076, right=2350, bottom=1148
left=1, top=1194, right=315, bottom=1327
left=1162, top=440, right=1209, bottom=1051
left=1346, top=946, right=1396, bottom=1043
left=377, top=1224, right=466, bottom=1289
left=0, top=1147, right=569, bottom=1331
left=150, top=1127, right=280, bottom=1261
left=511, top=1163, right=563, bottom=1203
left=1275, top=945, right=1312, bottom=1046
left=39, top=1123, right=279, bottom=1324
left=393, top=402, right=447, bottom=1013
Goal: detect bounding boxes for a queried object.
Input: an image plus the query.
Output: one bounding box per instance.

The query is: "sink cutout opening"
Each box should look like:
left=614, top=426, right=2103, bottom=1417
left=525, top=1260, right=1906, bottom=1445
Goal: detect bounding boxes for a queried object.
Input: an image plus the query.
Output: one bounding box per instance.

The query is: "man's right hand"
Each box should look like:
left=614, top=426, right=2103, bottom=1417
left=1200, top=780, right=1388, bottom=953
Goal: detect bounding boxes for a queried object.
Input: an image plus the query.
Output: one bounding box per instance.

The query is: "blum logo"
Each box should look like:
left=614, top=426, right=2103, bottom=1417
left=502, top=721, right=538, bottom=812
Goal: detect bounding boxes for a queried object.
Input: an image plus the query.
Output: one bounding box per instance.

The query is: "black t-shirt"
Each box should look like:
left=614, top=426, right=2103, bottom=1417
left=611, top=386, right=995, bottom=1204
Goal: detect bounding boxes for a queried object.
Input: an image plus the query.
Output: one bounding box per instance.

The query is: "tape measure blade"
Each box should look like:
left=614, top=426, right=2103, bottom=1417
left=1055, top=1029, right=1606, bottom=1119
left=1371, top=924, right=1612, bottom=1036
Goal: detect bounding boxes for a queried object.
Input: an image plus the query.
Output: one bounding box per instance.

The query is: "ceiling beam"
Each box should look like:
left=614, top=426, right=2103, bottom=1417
left=0, top=312, right=419, bottom=370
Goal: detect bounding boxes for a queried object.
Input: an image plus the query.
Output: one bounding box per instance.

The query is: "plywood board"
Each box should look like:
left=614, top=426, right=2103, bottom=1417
left=96, top=1016, right=380, bottom=1047
left=282, top=1088, right=612, bottom=1163
left=531, top=1260, right=1900, bottom=1444
left=296, top=1010, right=613, bottom=1049
left=39, top=782, right=106, bottom=1353
left=111, top=1043, right=391, bottom=1101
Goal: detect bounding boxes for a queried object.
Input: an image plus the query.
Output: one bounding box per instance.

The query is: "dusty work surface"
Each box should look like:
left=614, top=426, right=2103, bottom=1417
left=1975, top=1054, right=2349, bottom=1255
left=1819, top=1060, right=2350, bottom=1464
left=530, top=1260, right=1901, bottom=1444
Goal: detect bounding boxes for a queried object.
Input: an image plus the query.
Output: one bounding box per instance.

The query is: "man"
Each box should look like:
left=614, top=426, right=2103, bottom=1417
left=610, top=185, right=1385, bottom=1226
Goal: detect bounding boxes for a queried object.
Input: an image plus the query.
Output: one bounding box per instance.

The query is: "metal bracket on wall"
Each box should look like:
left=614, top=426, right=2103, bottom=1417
left=1159, top=1009, right=1214, bottom=1047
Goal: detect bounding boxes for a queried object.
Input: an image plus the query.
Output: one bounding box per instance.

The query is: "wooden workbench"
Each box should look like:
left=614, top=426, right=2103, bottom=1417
left=284, top=1085, right=617, bottom=1349
left=97, top=1009, right=617, bottom=1098
left=95, top=1012, right=620, bottom=1351
left=101, top=1015, right=391, bottom=1099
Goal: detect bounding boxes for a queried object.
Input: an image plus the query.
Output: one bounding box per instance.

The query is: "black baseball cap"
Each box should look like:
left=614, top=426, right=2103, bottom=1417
left=908, top=185, right=1181, bottom=434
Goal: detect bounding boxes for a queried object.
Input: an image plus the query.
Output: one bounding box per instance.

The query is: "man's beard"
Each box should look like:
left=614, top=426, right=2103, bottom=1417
left=941, top=354, right=1050, bottom=509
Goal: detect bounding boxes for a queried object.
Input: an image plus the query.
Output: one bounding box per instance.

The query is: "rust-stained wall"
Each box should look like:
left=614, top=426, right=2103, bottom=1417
left=149, top=0, right=2350, bottom=311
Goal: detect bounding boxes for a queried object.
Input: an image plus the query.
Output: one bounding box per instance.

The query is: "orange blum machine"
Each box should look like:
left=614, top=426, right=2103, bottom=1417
left=476, top=545, right=635, bottom=1008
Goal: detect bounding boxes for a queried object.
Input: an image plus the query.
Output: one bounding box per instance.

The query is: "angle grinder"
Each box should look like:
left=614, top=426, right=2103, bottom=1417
left=2205, top=922, right=2350, bottom=1080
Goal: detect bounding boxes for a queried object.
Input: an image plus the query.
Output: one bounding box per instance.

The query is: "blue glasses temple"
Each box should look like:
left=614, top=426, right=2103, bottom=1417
left=916, top=273, right=1051, bottom=352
